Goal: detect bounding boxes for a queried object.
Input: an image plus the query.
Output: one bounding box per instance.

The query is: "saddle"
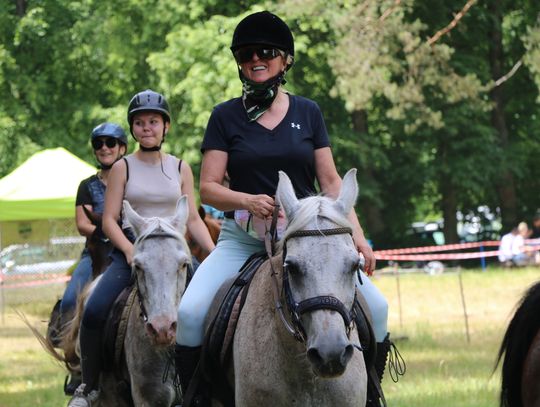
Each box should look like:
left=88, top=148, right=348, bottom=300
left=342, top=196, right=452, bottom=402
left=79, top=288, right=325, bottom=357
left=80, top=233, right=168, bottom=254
left=100, top=284, right=138, bottom=405
left=196, top=253, right=378, bottom=407
left=102, top=285, right=137, bottom=371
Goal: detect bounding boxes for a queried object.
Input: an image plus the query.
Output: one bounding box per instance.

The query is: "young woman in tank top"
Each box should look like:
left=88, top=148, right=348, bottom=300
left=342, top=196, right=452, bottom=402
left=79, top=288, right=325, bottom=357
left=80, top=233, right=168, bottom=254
left=68, top=89, right=215, bottom=407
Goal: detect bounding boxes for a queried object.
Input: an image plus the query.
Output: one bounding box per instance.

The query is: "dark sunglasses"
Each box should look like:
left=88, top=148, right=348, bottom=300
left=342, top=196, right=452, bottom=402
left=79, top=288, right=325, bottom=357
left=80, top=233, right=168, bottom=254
left=92, top=138, right=119, bottom=150
left=234, top=47, right=283, bottom=64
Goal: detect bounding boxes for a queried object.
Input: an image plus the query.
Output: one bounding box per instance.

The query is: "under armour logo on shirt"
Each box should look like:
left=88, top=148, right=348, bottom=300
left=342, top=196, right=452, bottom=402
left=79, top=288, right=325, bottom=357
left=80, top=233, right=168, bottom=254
left=291, top=122, right=301, bottom=129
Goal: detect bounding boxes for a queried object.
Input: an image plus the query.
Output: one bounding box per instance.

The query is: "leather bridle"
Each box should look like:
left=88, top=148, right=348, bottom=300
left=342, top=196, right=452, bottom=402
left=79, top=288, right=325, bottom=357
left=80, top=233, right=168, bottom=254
left=266, top=207, right=357, bottom=344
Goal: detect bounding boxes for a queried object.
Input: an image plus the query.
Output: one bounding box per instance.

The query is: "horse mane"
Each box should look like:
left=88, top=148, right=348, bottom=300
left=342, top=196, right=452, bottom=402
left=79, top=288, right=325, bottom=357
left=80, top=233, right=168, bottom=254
left=496, top=280, right=540, bottom=407
left=279, top=195, right=352, bottom=249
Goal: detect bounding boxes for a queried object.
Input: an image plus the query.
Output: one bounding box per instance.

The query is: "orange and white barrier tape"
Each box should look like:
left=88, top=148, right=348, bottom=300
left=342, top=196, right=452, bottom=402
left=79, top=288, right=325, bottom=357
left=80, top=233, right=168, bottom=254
left=374, top=238, right=540, bottom=262
left=374, top=241, right=500, bottom=255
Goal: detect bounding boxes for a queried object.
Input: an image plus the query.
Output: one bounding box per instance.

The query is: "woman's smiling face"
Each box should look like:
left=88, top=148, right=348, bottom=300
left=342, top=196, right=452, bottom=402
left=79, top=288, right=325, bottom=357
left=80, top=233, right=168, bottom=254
left=237, top=46, right=287, bottom=83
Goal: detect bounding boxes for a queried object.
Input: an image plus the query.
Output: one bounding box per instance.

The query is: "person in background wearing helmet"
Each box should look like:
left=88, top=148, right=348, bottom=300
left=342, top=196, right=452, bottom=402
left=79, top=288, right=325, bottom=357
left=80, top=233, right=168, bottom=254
left=67, top=90, right=215, bottom=407
left=175, top=11, right=392, bottom=407
left=54, top=122, right=127, bottom=395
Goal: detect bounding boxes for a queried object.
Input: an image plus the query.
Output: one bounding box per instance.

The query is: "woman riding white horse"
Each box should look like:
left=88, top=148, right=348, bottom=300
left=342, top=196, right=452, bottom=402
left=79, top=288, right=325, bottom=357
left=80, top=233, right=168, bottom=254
left=68, top=89, right=215, bottom=406
left=175, top=11, right=390, bottom=406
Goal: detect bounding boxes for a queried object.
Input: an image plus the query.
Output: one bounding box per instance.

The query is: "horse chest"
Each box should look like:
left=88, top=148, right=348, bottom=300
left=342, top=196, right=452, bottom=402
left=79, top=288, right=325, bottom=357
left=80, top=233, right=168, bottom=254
left=234, top=311, right=366, bottom=407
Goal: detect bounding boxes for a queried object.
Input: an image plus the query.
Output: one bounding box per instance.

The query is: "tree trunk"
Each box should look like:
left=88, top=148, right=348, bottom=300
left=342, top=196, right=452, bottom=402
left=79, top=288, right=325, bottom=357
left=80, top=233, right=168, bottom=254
left=440, top=174, right=459, bottom=244
left=350, top=110, right=386, bottom=244
left=488, top=0, right=518, bottom=231
left=15, top=0, right=27, bottom=17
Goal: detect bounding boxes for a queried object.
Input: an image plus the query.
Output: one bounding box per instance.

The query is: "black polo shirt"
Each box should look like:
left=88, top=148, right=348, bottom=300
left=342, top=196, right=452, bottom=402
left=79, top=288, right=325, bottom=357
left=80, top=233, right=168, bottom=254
left=201, top=94, right=330, bottom=199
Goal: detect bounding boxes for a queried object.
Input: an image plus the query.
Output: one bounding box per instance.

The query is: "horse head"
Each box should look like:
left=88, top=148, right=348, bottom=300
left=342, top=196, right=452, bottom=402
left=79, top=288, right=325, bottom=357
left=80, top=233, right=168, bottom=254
left=122, top=197, right=191, bottom=346
left=276, top=168, right=360, bottom=378
left=82, top=206, right=112, bottom=279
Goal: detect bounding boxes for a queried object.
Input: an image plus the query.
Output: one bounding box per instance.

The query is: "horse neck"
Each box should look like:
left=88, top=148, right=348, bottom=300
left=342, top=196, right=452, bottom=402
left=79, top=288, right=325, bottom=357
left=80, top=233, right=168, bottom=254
left=87, top=230, right=112, bottom=278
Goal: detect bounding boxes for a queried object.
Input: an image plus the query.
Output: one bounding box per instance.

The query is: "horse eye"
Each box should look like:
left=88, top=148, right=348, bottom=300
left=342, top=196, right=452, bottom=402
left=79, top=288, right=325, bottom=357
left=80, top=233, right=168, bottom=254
left=350, top=259, right=362, bottom=274
left=285, top=262, right=301, bottom=275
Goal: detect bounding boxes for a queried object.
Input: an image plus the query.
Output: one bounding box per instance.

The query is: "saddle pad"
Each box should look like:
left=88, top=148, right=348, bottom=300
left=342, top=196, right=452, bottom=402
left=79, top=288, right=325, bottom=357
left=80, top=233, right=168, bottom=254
left=202, top=251, right=267, bottom=370
left=199, top=251, right=267, bottom=406
left=102, top=286, right=135, bottom=371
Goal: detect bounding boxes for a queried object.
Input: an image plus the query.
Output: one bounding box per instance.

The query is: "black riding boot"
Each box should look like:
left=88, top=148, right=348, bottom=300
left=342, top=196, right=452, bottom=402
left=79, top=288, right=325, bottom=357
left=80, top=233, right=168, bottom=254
left=175, top=344, right=209, bottom=407
left=366, top=334, right=391, bottom=407
left=375, top=333, right=392, bottom=382
left=64, top=371, right=82, bottom=396
left=79, top=324, right=102, bottom=393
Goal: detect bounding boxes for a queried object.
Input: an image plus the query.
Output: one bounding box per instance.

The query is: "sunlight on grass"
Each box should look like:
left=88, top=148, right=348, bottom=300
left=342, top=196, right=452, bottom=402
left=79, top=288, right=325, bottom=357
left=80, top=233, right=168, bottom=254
left=0, top=267, right=538, bottom=406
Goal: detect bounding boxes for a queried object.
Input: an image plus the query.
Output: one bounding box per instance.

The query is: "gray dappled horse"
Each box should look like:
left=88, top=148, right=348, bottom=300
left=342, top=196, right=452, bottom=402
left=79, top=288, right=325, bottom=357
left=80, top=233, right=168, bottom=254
left=80, top=198, right=191, bottom=406
left=227, top=169, right=367, bottom=406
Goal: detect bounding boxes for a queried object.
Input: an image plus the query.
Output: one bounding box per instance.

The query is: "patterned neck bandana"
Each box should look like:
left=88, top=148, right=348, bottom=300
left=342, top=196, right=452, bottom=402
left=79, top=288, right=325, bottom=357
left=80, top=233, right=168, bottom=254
left=240, top=70, right=286, bottom=122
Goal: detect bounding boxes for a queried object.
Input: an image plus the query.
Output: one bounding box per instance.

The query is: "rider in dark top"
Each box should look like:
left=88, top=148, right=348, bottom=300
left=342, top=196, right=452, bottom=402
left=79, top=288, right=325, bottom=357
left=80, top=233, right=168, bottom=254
left=60, top=123, right=127, bottom=324
left=175, top=11, right=387, bottom=406
left=202, top=95, right=330, bottom=198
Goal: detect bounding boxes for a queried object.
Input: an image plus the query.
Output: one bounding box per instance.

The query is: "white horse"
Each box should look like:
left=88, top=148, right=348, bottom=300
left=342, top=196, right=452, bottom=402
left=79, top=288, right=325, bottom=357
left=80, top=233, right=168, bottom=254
left=30, top=198, right=191, bottom=406
left=62, top=198, right=190, bottom=406
left=229, top=169, right=367, bottom=406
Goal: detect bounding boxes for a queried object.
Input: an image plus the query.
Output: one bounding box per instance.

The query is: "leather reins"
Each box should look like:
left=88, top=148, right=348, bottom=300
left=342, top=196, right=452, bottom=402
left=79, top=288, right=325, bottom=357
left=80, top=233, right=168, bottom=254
left=265, top=205, right=357, bottom=344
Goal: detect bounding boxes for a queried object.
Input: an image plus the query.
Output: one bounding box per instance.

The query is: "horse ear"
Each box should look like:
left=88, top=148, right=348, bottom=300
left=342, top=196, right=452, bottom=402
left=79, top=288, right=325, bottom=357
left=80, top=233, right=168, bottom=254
left=276, top=171, right=299, bottom=220
left=334, top=168, right=358, bottom=215
left=170, top=195, right=189, bottom=233
left=122, top=200, right=146, bottom=236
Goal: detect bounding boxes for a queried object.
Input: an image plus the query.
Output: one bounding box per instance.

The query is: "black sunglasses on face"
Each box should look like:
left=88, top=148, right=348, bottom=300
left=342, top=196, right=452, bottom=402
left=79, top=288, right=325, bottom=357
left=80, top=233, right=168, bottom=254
left=234, top=47, right=283, bottom=64
left=92, top=138, right=118, bottom=150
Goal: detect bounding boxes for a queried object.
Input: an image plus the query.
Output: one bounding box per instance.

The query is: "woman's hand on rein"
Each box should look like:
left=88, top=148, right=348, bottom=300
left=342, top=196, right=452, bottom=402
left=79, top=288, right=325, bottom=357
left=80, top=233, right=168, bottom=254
left=246, top=194, right=275, bottom=219
left=356, top=240, right=376, bottom=276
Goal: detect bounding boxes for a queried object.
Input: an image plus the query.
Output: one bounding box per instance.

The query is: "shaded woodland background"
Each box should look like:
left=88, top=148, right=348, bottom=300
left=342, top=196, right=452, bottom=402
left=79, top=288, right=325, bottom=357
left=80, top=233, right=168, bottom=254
left=1, top=0, right=540, bottom=249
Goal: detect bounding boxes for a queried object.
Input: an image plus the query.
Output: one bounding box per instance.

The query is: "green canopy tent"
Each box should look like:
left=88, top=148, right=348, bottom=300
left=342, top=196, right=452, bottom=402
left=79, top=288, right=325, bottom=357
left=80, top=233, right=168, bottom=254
left=0, top=147, right=96, bottom=222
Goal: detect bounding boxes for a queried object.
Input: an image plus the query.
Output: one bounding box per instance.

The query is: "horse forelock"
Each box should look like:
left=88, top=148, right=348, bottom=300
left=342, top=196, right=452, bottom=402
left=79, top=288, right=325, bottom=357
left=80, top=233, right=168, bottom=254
left=134, top=217, right=189, bottom=257
left=279, top=196, right=352, bottom=250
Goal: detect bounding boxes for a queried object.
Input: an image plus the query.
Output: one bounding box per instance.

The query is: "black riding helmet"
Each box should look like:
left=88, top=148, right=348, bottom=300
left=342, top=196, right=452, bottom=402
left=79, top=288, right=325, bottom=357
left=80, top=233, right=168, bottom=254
left=127, top=89, right=171, bottom=128
left=127, top=89, right=171, bottom=150
left=231, top=11, right=295, bottom=69
left=91, top=122, right=128, bottom=145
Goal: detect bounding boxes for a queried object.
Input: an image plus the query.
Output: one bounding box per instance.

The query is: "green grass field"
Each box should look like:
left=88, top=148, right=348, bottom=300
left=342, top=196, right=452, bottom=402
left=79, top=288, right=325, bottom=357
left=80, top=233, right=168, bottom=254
left=0, top=266, right=538, bottom=406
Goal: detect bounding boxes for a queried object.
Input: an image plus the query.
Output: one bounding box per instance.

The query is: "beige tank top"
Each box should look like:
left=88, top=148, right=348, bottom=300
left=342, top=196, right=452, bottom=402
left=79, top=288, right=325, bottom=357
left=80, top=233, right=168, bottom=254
left=122, top=153, right=182, bottom=221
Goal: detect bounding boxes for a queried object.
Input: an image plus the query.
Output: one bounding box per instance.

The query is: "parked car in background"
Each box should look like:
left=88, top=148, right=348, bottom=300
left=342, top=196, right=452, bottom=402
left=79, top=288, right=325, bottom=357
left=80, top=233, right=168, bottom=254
left=0, top=237, right=85, bottom=276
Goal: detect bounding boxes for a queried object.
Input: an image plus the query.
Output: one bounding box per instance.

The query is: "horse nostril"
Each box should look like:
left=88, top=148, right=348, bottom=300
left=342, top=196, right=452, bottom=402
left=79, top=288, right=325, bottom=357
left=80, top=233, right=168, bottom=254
left=341, top=344, right=354, bottom=365
left=170, top=321, right=177, bottom=333
left=146, top=322, right=158, bottom=337
left=307, top=347, right=324, bottom=366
